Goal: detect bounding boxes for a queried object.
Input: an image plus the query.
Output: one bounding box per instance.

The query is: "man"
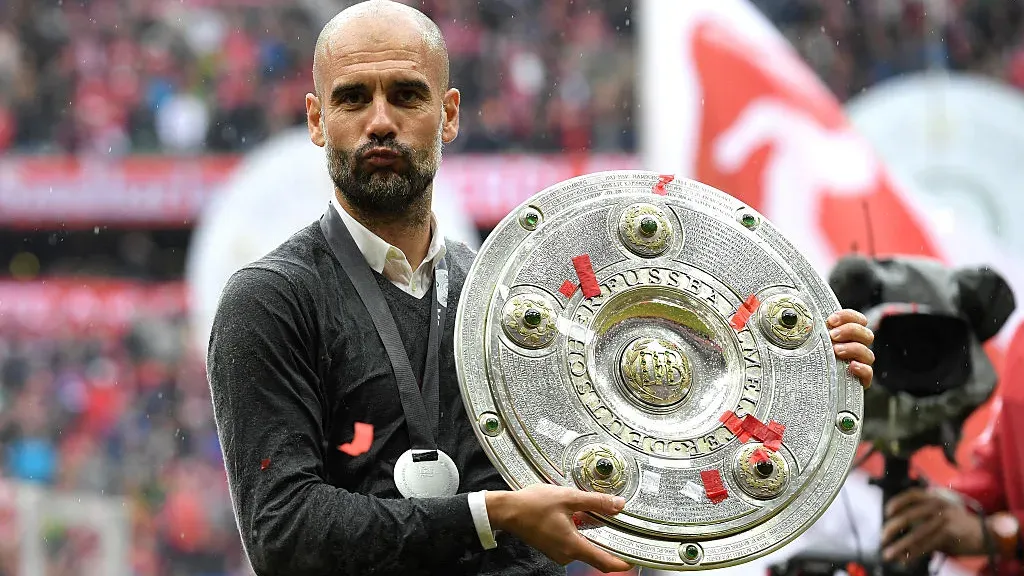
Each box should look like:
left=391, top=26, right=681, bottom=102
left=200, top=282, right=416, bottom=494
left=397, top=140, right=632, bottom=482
left=882, top=322, right=1024, bottom=573
left=206, top=2, right=877, bottom=574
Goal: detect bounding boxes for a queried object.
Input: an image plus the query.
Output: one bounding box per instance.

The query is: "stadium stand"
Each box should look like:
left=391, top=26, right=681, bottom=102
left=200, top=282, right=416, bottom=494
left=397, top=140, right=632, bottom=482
left=1, top=1, right=1022, bottom=574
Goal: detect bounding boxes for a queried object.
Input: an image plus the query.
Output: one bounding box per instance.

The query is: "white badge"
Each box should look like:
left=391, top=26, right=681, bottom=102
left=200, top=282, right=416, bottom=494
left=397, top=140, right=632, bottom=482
left=394, top=449, right=460, bottom=498
left=435, top=269, right=449, bottom=308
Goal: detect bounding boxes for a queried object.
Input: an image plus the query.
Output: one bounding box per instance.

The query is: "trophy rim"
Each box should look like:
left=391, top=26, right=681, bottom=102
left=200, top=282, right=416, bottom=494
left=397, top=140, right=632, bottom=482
left=454, top=170, right=864, bottom=570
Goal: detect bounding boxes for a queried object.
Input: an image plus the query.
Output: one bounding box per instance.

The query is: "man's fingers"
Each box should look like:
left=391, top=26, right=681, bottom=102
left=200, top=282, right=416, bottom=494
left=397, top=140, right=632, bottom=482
left=903, top=523, right=948, bottom=564
left=885, top=489, right=930, bottom=517
left=834, top=343, right=875, bottom=366
left=830, top=322, right=875, bottom=347
left=882, top=514, right=913, bottom=546
left=882, top=503, right=941, bottom=544
left=828, top=309, right=868, bottom=328
left=883, top=515, right=946, bottom=563
left=570, top=491, right=626, bottom=515
left=573, top=536, right=633, bottom=573
left=849, top=361, right=873, bottom=390
left=828, top=311, right=876, bottom=391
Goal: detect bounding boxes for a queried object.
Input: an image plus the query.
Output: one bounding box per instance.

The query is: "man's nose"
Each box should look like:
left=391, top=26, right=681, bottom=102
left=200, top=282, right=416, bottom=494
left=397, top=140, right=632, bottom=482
left=365, top=96, right=398, bottom=140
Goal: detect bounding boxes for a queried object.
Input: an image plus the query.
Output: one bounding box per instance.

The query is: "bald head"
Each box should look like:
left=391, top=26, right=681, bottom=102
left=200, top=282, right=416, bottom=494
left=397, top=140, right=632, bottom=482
left=313, top=0, right=449, bottom=99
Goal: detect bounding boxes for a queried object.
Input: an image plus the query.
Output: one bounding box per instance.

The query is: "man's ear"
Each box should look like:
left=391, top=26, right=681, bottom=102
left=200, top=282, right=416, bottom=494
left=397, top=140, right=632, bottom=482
left=955, top=265, right=1015, bottom=342
left=441, top=88, right=460, bottom=144
left=306, top=93, right=326, bottom=147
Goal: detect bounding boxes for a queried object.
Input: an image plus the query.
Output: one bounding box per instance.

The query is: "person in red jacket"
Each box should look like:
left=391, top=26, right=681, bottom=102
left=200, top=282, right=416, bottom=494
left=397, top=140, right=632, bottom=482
left=882, top=322, right=1024, bottom=573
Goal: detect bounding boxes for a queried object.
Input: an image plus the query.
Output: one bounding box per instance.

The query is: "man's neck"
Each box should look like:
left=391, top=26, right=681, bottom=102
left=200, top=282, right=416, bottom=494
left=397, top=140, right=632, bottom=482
left=335, top=192, right=433, bottom=270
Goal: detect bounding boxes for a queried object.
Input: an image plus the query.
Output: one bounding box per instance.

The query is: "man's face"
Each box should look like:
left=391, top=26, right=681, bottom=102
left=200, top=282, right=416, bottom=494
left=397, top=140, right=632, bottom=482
left=306, top=18, right=459, bottom=219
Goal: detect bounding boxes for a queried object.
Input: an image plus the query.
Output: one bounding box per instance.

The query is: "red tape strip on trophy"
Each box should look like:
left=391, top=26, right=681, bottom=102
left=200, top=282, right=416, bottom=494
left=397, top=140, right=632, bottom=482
left=572, top=255, right=601, bottom=298
left=653, top=174, right=675, bottom=195
left=700, top=469, right=728, bottom=504
left=749, top=447, right=772, bottom=466
left=722, top=412, right=786, bottom=448
left=740, top=414, right=770, bottom=443
left=729, top=294, right=761, bottom=330
left=724, top=409, right=753, bottom=442
left=764, top=421, right=786, bottom=452
left=559, top=280, right=578, bottom=298
left=720, top=410, right=745, bottom=436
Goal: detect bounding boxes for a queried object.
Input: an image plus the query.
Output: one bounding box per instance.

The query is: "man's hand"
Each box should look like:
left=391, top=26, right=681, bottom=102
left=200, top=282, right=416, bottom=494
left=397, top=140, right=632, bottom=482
left=882, top=488, right=985, bottom=564
left=828, top=309, right=875, bottom=389
left=486, top=485, right=633, bottom=573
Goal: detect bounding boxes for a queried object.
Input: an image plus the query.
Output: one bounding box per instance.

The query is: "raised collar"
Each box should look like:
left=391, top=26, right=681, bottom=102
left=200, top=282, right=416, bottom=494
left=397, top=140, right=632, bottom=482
left=330, top=195, right=446, bottom=275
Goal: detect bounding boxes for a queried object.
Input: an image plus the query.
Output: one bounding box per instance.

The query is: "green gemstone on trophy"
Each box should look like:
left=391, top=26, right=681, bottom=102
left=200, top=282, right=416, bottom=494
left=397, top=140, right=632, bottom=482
left=741, top=214, right=757, bottom=229
left=524, top=211, right=539, bottom=227
left=780, top=309, right=798, bottom=328
left=485, top=417, right=500, bottom=433
left=755, top=459, right=774, bottom=478
left=639, top=216, right=659, bottom=236
left=523, top=308, right=543, bottom=327
left=840, top=415, right=856, bottom=432
left=595, top=457, right=614, bottom=477
left=684, top=545, right=699, bottom=561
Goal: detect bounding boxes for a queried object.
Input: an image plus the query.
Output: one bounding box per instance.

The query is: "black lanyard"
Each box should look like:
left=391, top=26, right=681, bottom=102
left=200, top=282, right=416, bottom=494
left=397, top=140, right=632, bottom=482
left=320, top=206, right=447, bottom=461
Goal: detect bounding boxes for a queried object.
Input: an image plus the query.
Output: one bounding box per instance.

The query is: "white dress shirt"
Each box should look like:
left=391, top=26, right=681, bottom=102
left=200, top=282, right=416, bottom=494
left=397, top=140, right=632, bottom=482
left=332, top=196, right=447, bottom=298
left=332, top=198, right=498, bottom=550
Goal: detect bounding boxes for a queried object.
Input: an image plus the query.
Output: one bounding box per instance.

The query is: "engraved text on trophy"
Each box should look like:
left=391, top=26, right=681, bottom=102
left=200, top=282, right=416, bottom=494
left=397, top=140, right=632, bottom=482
left=564, top=266, right=764, bottom=458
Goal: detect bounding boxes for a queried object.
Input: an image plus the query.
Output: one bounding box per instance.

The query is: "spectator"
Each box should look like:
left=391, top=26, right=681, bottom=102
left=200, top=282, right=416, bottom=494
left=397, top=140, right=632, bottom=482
left=0, top=314, right=245, bottom=576
left=758, top=0, right=1024, bottom=101
left=2, top=0, right=638, bottom=155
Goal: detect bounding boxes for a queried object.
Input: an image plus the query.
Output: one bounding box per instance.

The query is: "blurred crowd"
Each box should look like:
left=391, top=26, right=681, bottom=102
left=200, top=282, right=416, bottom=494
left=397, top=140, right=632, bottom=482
left=757, top=0, right=1024, bottom=100
left=0, top=317, right=245, bottom=576
left=0, top=0, right=636, bottom=156
left=3, top=0, right=1024, bottom=157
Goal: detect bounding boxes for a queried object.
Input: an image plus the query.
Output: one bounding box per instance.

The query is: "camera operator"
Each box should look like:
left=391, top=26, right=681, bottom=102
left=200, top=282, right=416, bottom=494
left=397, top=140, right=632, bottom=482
left=882, top=323, right=1024, bottom=574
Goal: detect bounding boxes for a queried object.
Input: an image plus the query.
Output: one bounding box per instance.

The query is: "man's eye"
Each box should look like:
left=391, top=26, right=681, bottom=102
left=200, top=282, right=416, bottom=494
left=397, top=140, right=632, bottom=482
left=397, top=90, right=418, bottom=102
left=341, top=93, right=364, bottom=105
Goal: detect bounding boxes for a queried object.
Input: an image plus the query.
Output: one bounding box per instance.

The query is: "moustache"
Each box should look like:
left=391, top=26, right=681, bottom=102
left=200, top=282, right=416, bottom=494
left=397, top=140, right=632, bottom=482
left=354, top=139, right=414, bottom=164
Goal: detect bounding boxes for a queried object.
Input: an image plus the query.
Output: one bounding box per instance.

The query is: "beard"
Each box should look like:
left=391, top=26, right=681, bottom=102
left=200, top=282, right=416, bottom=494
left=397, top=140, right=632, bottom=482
left=326, top=125, right=442, bottom=224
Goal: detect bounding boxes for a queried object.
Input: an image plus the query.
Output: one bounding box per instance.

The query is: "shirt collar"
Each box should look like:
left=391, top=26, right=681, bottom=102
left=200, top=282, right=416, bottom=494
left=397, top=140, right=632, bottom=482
left=331, top=195, right=446, bottom=274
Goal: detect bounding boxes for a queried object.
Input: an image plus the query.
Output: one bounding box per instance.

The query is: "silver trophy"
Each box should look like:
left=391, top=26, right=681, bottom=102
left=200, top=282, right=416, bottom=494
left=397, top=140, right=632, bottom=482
left=454, top=171, right=863, bottom=570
